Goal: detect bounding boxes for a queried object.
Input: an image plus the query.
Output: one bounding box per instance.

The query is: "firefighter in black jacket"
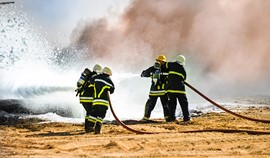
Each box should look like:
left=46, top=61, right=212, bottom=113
left=88, top=67, right=115, bottom=134
left=166, top=55, right=190, bottom=122
left=141, top=55, right=170, bottom=122
left=77, top=64, right=103, bottom=133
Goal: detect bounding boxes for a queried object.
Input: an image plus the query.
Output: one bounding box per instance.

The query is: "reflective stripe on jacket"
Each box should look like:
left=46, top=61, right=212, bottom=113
left=93, top=74, right=115, bottom=107
left=141, top=64, right=168, bottom=96
left=78, top=72, right=98, bottom=103
left=166, top=62, right=187, bottom=94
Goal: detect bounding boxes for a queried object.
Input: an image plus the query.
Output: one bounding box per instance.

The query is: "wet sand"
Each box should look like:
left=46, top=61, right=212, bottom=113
left=1, top=107, right=270, bottom=158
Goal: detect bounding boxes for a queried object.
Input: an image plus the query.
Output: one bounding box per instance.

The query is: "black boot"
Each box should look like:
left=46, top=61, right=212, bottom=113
left=94, top=122, right=102, bottom=134
left=85, top=119, right=94, bottom=133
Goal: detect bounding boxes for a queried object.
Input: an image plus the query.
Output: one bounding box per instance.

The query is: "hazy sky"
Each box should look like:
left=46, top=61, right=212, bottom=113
left=14, top=0, right=130, bottom=46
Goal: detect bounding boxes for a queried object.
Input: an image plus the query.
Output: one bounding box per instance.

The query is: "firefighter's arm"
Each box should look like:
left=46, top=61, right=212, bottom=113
left=108, top=85, right=115, bottom=94
left=109, top=80, right=115, bottom=94
left=109, top=87, right=115, bottom=94
left=141, top=70, right=146, bottom=77
left=141, top=66, right=154, bottom=77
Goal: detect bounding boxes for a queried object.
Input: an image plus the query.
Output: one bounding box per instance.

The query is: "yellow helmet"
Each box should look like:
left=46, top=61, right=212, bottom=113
left=156, top=55, right=166, bottom=62
left=102, top=67, right=112, bottom=76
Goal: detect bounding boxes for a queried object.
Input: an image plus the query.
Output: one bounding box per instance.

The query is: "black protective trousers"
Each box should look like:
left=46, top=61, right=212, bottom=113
left=87, top=105, right=108, bottom=134
left=144, top=95, right=170, bottom=121
left=90, top=105, right=108, bottom=119
left=167, top=93, right=190, bottom=121
left=82, top=103, right=93, bottom=116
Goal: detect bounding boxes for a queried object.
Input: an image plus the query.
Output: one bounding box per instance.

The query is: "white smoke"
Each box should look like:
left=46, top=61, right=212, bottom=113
left=2, top=1, right=269, bottom=122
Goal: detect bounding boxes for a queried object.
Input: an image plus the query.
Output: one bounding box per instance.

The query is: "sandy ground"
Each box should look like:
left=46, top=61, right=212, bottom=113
left=1, top=107, right=270, bottom=158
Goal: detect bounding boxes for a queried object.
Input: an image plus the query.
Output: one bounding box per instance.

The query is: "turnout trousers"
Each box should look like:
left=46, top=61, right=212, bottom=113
left=81, top=102, right=93, bottom=132
left=167, top=93, right=190, bottom=122
left=143, top=95, right=170, bottom=121
left=86, top=105, right=108, bottom=134
left=82, top=103, right=93, bottom=116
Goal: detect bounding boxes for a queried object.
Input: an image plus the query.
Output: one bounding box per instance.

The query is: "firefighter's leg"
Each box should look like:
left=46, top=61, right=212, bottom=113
left=93, top=105, right=108, bottom=134
left=160, top=95, right=170, bottom=122
left=83, top=102, right=93, bottom=116
left=94, top=117, right=103, bottom=134
left=85, top=115, right=96, bottom=133
left=83, top=102, right=95, bottom=132
left=143, top=96, right=158, bottom=120
left=177, top=94, right=190, bottom=122
left=81, top=103, right=88, bottom=114
left=167, top=93, right=177, bottom=122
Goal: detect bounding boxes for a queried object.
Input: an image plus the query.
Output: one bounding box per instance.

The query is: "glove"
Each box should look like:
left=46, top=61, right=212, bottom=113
left=75, top=87, right=82, bottom=93
left=141, top=71, right=145, bottom=77
left=75, top=87, right=83, bottom=96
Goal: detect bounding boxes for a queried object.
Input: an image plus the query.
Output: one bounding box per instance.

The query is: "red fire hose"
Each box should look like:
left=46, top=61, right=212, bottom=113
left=184, top=81, right=270, bottom=123
left=107, top=92, right=155, bottom=134
left=107, top=81, right=270, bottom=135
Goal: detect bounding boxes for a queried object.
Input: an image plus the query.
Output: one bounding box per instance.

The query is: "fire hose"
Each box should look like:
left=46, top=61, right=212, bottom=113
left=107, top=92, right=154, bottom=134
left=107, top=81, right=270, bottom=134
left=184, top=81, right=270, bottom=123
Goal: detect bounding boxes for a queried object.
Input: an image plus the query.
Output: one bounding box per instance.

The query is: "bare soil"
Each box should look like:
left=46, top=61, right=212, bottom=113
left=1, top=107, right=270, bottom=158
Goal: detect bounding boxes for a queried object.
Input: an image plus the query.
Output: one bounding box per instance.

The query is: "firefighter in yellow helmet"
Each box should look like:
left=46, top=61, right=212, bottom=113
left=141, top=54, right=170, bottom=122
left=166, top=55, right=190, bottom=122
left=88, top=66, right=115, bottom=134
left=76, top=64, right=103, bottom=133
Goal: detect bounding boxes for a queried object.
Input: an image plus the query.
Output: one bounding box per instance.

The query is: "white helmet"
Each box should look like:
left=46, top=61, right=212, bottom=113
left=176, top=55, right=186, bottom=65
left=102, top=67, right=112, bottom=76
left=93, top=64, right=103, bottom=74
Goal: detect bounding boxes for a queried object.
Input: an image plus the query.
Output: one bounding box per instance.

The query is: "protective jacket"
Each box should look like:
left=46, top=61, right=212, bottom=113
left=166, top=62, right=186, bottom=94
left=141, top=64, right=168, bottom=96
left=79, top=72, right=97, bottom=103
left=93, top=73, right=115, bottom=107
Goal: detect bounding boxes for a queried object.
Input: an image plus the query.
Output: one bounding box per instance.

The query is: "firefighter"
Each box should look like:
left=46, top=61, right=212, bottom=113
left=141, top=55, right=170, bottom=122
left=166, top=55, right=190, bottom=122
left=88, top=67, right=115, bottom=134
left=77, top=64, right=103, bottom=133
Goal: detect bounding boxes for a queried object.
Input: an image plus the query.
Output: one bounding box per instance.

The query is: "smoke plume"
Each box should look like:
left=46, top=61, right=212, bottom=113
left=72, top=0, right=270, bottom=95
